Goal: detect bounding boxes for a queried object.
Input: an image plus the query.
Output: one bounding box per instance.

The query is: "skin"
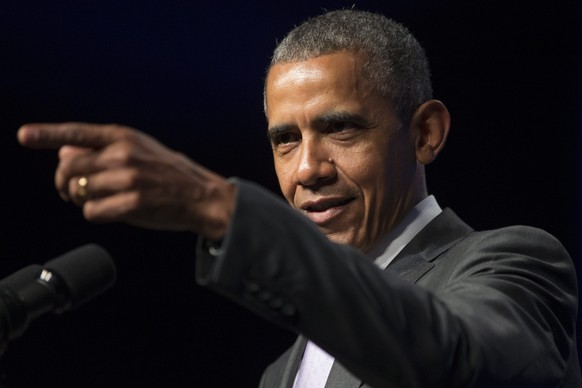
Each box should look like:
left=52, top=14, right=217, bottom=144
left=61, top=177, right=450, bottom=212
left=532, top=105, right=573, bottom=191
left=17, top=50, right=449, bottom=252
left=16, top=123, right=236, bottom=241
left=266, top=51, right=450, bottom=253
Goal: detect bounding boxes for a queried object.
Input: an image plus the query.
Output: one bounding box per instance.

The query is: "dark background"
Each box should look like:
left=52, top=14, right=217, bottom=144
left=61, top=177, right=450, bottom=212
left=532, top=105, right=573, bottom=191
left=0, top=1, right=580, bottom=386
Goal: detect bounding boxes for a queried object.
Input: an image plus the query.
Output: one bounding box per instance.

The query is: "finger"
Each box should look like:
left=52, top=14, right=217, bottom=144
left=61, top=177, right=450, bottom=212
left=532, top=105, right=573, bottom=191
left=18, top=122, right=134, bottom=150
left=82, top=191, right=192, bottom=231
left=67, top=175, right=91, bottom=206
left=59, top=145, right=92, bottom=160
left=67, top=168, right=141, bottom=204
left=55, top=149, right=101, bottom=198
left=82, top=191, right=141, bottom=225
left=55, top=146, right=95, bottom=201
left=56, top=138, right=146, bottom=198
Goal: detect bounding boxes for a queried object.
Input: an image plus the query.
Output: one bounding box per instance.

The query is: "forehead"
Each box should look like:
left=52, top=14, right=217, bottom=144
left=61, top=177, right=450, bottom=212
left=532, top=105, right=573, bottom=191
left=265, top=51, right=376, bottom=119
left=268, top=51, right=360, bottom=86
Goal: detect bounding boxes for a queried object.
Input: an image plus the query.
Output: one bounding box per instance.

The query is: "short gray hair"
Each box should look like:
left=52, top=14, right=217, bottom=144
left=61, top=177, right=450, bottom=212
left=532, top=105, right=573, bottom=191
left=265, top=9, right=433, bottom=123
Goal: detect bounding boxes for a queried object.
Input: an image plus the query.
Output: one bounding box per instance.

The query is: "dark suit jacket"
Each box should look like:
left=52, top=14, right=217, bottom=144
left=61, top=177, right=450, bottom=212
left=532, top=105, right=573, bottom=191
left=197, top=180, right=581, bottom=387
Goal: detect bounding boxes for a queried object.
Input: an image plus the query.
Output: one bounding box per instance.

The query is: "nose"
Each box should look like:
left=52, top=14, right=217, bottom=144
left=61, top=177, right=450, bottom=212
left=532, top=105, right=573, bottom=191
left=293, top=138, right=336, bottom=188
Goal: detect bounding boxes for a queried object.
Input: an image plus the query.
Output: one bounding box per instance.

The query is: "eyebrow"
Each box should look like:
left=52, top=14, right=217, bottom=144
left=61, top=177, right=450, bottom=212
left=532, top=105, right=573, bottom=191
left=267, top=110, right=371, bottom=141
left=314, top=111, right=370, bottom=127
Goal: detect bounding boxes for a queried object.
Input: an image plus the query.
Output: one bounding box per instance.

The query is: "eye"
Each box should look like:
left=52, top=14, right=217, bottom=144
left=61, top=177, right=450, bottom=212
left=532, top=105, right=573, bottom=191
left=276, top=132, right=300, bottom=144
left=325, top=121, right=364, bottom=140
left=328, top=121, right=356, bottom=133
left=270, top=130, right=301, bottom=152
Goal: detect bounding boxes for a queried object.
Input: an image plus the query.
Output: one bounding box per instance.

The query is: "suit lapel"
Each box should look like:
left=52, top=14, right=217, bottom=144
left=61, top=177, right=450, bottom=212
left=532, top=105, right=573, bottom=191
left=386, top=208, right=472, bottom=281
left=324, top=361, right=362, bottom=388
left=279, top=336, right=307, bottom=388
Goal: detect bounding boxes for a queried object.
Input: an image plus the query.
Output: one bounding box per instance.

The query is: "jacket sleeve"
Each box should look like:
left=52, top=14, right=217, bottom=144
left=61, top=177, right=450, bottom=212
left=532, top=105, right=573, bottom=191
left=196, top=179, right=580, bottom=387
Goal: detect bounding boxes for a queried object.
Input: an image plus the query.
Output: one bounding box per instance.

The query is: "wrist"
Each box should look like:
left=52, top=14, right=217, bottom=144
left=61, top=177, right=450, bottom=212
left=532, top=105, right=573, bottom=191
left=198, top=179, right=238, bottom=241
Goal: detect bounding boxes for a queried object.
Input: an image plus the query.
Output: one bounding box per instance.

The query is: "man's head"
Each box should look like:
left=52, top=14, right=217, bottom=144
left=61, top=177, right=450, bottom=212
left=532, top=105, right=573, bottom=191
left=265, top=9, right=433, bottom=124
left=265, top=10, right=450, bottom=253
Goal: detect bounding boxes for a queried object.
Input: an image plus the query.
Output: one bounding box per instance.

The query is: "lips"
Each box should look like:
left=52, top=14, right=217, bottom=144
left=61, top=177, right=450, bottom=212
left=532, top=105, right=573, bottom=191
left=299, top=197, right=355, bottom=225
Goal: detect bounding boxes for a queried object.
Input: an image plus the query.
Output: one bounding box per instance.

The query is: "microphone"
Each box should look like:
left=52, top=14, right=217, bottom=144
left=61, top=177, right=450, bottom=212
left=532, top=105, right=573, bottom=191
left=0, top=244, right=116, bottom=351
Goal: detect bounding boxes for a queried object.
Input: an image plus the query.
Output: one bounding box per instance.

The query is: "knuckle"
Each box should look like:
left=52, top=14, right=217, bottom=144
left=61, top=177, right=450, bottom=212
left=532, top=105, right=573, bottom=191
left=82, top=203, right=94, bottom=220
left=106, top=141, right=138, bottom=166
left=66, top=177, right=76, bottom=194
left=124, top=168, right=142, bottom=188
left=110, top=124, right=139, bottom=142
left=55, top=168, right=72, bottom=193
left=128, top=191, right=144, bottom=209
left=83, top=202, right=100, bottom=222
left=113, top=168, right=142, bottom=191
left=58, top=156, right=74, bottom=173
left=54, top=169, right=64, bottom=187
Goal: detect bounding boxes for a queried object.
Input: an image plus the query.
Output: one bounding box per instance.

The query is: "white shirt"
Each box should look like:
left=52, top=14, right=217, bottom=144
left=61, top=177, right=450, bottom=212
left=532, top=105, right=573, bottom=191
left=293, top=196, right=442, bottom=388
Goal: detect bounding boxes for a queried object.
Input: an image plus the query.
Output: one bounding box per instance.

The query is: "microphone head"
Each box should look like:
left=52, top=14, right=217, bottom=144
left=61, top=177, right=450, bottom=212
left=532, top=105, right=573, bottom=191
left=43, top=244, right=116, bottom=309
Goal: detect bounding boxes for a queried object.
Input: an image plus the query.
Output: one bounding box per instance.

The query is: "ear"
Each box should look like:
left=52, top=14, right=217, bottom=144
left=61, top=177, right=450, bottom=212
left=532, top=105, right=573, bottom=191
left=410, top=100, right=451, bottom=165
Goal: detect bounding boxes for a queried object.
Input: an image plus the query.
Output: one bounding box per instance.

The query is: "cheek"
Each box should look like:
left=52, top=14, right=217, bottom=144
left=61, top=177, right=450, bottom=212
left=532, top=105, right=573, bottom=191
left=342, top=150, right=383, bottom=188
left=274, top=159, right=295, bottom=202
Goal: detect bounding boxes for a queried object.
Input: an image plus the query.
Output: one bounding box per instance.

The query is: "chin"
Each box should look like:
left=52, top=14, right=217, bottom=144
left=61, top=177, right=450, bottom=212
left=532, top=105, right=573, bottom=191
left=326, top=231, right=364, bottom=250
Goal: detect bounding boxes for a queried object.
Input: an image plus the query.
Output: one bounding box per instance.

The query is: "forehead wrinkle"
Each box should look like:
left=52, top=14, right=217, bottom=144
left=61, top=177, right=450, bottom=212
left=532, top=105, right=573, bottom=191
left=270, top=63, right=327, bottom=90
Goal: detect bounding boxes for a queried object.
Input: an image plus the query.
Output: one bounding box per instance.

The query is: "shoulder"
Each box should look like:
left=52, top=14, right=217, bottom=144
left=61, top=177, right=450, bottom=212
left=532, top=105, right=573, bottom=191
left=424, top=209, right=574, bottom=269
left=466, top=224, right=568, bottom=251
left=421, top=215, right=577, bottom=299
left=455, top=224, right=574, bottom=272
left=436, top=223, right=578, bottom=308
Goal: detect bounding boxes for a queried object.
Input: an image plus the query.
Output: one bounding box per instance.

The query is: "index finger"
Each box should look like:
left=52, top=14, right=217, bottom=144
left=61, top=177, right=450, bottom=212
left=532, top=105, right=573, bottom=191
left=17, top=122, right=133, bottom=150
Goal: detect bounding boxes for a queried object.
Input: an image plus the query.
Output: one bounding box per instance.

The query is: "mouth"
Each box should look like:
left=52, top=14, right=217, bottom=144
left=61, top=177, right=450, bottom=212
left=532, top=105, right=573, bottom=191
left=299, top=197, right=355, bottom=225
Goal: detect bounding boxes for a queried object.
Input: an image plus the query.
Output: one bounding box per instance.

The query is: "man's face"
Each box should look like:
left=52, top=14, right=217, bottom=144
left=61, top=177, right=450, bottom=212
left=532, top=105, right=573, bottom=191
left=265, top=51, right=421, bottom=253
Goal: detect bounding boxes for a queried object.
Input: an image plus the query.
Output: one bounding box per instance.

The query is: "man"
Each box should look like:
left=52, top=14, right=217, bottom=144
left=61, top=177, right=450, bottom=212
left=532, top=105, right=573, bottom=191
left=17, top=9, right=580, bottom=388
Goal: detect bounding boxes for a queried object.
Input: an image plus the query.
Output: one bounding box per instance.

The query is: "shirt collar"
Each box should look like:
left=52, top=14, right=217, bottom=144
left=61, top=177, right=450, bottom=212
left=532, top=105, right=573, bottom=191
left=368, top=195, right=442, bottom=269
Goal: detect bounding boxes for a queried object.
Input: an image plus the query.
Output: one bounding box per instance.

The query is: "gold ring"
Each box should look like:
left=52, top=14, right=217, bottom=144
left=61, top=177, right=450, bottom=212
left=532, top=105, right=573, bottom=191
left=77, top=176, right=89, bottom=200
